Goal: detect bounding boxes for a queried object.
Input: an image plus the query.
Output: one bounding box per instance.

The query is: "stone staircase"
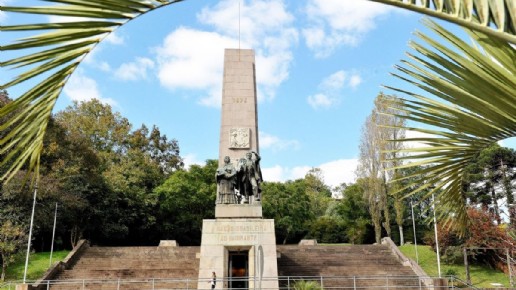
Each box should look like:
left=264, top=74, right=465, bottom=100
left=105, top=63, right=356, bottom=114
left=276, top=244, right=421, bottom=289
left=48, top=245, right=200, bottom=289
left=39, top=242, right=427, bottom=289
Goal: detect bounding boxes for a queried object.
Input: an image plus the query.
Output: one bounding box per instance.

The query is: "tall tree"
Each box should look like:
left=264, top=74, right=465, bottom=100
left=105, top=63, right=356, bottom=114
left=0, top=221, right=27, bottom=281
left=464, top=144, right=516, bottom=226
left=153, top=160, right=217, bottom=245
left=357, top=111, right=384, bottom=243
left=376, top=94, right=407, bottom=244
left=1, top=3, right=514, bottom=235
left=304, top=168, right=332, bottom=218
left=357, top=93, right=406, bottom=243
left=262, top=180, right=313, bottom=244
left=334, top=181, right=372, bottom=244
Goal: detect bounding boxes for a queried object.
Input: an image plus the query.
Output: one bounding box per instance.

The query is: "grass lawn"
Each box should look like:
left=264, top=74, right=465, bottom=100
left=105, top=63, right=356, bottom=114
left=399, top=244, right=512, bottom=288
left=1, top=250, right=69, bottom=286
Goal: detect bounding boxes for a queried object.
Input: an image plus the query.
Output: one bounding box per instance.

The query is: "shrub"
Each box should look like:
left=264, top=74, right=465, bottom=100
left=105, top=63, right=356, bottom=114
left=293, top=280, right=323, bottom=290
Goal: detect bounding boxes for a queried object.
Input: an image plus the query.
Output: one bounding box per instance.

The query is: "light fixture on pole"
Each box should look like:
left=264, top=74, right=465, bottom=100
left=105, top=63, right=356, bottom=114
left=49, top=203, right=58, bottom=267
left=23, top=185, right=38, bottom=284
left=411, top=200, right=419, bottom=264
left=432, top=193, right=441, bottom=278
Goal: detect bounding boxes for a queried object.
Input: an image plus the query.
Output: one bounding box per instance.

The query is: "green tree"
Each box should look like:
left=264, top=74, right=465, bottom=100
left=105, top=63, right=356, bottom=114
left=464, top=144, right=516, bottom=226
left=0, top=221, right=27, bottom=281
left=1, top=2, right=514, bottom=233
left=153, top=160, right=217, bottom=245
left=357, top=104, right=387, bottom=244
left=52, top=99, right=183, bottom=245
left=262, top=180, right=313, bottom=244
left=384, top=19, right=515, bottom=230
left=304, top=168, right=332, bottom=218
left=334, top=181, right=372, bottom=244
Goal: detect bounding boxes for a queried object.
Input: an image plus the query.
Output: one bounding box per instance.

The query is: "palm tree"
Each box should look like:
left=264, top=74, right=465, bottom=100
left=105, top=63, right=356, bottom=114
left=384, top=19, right=515, bottom=227
left=0, top=0, right=182, bottom=182
left=1, top=1, right=515, bottom=228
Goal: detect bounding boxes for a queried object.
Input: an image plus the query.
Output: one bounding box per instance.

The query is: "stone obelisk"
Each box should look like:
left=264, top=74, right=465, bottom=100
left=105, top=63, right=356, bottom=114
left=197, top=49, right=278, bottom=290
left=218, top=48, right=259, bottom=166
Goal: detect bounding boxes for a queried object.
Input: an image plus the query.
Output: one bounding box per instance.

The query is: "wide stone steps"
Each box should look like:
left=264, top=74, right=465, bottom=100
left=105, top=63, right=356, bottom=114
left=45, top=243, right=423, bottom=289
left=276, top=244, right=419, bottom=289
left=52, top=246, right=200, bottom=286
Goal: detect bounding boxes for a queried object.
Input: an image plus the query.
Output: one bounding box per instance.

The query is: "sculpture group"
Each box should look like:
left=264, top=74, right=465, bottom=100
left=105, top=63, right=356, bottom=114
left=216, top=151, right=262, bottom=204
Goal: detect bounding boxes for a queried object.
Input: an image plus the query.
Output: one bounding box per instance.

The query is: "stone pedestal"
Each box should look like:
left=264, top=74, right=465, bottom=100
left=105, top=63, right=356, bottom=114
left=197, top=218, right=278, bottom=290
left=215, top=204, right=262, bottom=219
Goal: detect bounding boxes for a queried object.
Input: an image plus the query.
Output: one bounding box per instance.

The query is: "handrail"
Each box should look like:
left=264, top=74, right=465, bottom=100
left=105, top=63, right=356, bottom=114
left=6, top=275, right=481, bottom=290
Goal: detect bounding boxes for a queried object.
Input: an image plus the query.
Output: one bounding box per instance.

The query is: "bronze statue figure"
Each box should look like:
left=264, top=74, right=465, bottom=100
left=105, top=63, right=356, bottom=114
left=216, top=156, right=238, bottom=204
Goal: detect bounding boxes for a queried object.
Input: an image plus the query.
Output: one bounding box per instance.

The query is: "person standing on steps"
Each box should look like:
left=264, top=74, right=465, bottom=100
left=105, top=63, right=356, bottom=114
left=211, top=271, right=216, bottom=289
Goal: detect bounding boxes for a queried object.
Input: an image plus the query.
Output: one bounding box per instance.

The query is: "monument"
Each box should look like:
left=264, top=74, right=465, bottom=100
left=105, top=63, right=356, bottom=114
left=197, top=49, right=279, bottom=290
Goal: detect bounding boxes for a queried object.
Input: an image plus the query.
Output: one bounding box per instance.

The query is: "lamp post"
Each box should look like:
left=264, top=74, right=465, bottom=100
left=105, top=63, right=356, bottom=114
left=49, top=203, right=58, bottom=267
left=432, top=193, right=441, bottom=278
left=410, top=200, right=419, bottom=264
left=23, top=185, right=38, bottom=283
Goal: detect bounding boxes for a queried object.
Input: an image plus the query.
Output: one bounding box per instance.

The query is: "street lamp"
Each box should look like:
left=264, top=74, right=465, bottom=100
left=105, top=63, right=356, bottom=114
left=432, top=193, right=441, bottom=278
left=49, top=203, right=58, bottom=267
left=410, top=200, right=419, bottom=264
left=23, top=185, right=38, bottom=283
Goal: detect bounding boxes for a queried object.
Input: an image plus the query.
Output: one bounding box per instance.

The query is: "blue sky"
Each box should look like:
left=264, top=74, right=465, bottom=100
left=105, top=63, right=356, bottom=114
left=1, top=0, right=515, bottom=190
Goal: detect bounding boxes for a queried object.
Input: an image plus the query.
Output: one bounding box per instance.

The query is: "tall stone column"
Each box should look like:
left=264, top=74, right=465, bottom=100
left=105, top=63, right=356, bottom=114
left=218, top=49, right=259, bottom=166
left=198, top=49, right=278, bottom=290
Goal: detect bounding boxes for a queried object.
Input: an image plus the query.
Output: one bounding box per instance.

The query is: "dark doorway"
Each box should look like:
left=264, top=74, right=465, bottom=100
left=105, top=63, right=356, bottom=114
left=228, top=251, right=248, bottom=289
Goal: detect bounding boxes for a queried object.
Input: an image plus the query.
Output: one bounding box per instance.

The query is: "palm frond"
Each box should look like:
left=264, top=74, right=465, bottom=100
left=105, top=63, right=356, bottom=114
left=0, top=0, right=183, bottom=182
left=386, top=18, right=516, bottom=230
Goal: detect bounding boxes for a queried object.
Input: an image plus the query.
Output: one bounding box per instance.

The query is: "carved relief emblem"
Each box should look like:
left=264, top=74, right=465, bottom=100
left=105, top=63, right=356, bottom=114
left=229, top=128, right=250, bottom=148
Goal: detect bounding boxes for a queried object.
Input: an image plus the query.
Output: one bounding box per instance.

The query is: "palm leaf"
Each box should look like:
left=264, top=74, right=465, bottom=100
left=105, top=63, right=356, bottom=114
left=385, top=18, right=516, bottom=230
left=0, top=0, right=183, bottom=182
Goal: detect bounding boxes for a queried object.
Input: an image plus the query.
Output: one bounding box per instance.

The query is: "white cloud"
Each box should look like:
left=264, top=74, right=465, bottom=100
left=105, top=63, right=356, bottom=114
left=262, top=158, right=358, bottom=189
left=63, top=70, right=116, bottom=106
left=303, top=0, right=395, bottom=57
left=183, top=153, right=206, bottom=169
left=114, top=57, right=155, bottom=81
left=105, top=31, right=124, bottom=45
left=0, top=0, right=11, bottom=22
left=321, top=70, right=346, bottom=90
left=307, top=93, right=337, bottom=109
left=155, top=27, right=236, bottom=98
left=155, top=0, right=297, bottom=106
left=262, top=165, right=310, bottom=183
left=319, top=159, right=358, bottom=188
left=198, top=0, right=295, bottom=48
left=308, top=70, right=362, bottom=109
left=349, top=74, right=363, bottom=88
left=259, top=131, right=300, bottom=151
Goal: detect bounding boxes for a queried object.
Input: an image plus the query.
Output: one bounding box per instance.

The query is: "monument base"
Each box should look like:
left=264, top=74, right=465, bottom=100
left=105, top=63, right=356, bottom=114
left=197, top=219, right=278, bottom=290
left=215, top=204, right=262, bottom=219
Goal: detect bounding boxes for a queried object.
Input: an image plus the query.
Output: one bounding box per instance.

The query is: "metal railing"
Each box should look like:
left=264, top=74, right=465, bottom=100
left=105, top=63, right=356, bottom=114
left=1, top=275, right=480, bottom=290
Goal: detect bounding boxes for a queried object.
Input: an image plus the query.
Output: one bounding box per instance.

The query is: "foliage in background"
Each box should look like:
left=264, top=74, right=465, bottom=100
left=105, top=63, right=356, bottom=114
left=153, top=160, right=217, bottom=245
left=423, top=208, right=515, bottom=272
left=463, top=143, right=516, bottom=226
left=0, top=0, right=183, bottom=184
left=262, top=180, right=313, bottom=244
left=292, top=280, right=323, bottom=290
left=333, top=181, right=372, bottom=244
left=357, top=93, right=406, bottom=243
left=0, top=221, right=27, bottom=281
left=400, top=244, right=512, bottom=288
left=0, top=98, right=184, bottom=248
left=385, top=19, right=516, bottom=230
